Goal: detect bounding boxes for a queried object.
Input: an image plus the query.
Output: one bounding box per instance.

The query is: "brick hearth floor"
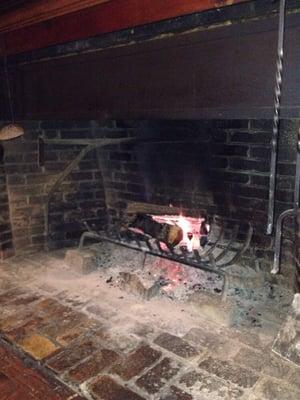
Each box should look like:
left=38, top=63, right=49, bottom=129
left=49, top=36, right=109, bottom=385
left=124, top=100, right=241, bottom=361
left=0, top=250, right=299, bottom=400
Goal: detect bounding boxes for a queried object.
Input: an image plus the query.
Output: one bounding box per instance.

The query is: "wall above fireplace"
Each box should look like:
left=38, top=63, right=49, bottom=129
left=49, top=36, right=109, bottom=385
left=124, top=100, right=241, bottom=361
left=1, top=1, right=300, bottom=121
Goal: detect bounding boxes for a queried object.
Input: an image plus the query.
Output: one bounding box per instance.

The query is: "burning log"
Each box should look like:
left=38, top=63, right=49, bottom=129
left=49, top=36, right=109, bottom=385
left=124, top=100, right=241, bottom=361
left=130, top=214, right=183, bottom=247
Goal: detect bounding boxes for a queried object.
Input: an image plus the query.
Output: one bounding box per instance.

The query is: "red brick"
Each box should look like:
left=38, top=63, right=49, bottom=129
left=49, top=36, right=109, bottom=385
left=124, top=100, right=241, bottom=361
left=46, top=339, right=97, bottom=373
left=0, top=372, right=17, bottom=399
left=68, top=349, right=120, bottom=383
left=154, top=333, right=197, bottom=358
left=0, top=344, right=79, bottom=400
left=90, top=375, right=145, bottom=400
left=110, top=344, right=161, bottom=381
left=136, top=358, right=181, bottom=393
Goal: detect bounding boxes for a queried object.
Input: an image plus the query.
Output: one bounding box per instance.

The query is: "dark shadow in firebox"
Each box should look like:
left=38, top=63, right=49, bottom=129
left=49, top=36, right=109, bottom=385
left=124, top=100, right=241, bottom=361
left=129, top=120, right=234, bottom=219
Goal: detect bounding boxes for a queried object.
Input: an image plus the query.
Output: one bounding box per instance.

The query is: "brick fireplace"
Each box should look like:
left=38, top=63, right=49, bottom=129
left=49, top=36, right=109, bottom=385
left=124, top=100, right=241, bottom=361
left=0, top=118, right=298, bottom=288
left=0, top=2, right=300, bottom=399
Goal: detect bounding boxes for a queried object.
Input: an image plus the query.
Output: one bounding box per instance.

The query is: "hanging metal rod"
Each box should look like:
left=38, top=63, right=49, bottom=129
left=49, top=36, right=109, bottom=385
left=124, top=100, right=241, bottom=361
left=267, top=0, right=287, bottom=235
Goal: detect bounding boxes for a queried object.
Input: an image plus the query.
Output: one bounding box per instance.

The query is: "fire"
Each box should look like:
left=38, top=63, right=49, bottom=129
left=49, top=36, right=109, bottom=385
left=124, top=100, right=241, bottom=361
left=151, top=214, right=209, bottom=251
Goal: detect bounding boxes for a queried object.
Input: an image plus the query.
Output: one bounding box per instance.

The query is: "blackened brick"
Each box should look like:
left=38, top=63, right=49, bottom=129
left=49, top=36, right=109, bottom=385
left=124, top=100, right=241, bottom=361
left=110, top=152, right=132, bottom=162
left=212, top=171, right=249, bottom=184
left=277, top=163, right=296, bottom=176
left=231, top=185, right=269, bottom=200
left=250, top=175, right=269, bottom=186
left=250, top=120, right=273, bottom=131
left=229, top=158, right=269, bottom=173
left=211, top=120, right=249, bottom=130
left=60, top=129, right=95, bottom=139
left=210, top=157, right=228, bottom=169
left=127, top=183, right=144, bottom=193
left=230, top=132, right=271, bottom=144
left=250, top=146, right=271, bottom=159
left=276, top=190, right=294, bottom=203
left=214, top=144, right=248, bottom=157
left=70, top=171, right=93, bottom=181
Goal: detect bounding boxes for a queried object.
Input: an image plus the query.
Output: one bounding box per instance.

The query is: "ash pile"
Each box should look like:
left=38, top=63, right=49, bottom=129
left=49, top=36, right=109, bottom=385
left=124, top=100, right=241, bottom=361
left=65, top=240, right=223, bottom=302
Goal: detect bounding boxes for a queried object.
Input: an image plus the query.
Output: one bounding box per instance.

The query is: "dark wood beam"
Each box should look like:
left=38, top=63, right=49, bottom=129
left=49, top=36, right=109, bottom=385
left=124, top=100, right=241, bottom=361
left=0, top=1, right=37, bottom=14
left=2, top=0, right=249, bottom=56
left=0, top=0, right=110, bottom=33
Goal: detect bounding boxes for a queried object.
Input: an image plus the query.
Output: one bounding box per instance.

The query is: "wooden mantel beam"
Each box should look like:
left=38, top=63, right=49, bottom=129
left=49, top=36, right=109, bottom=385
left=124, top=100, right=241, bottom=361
left=0, top=0, right=110, bottom=33
left=2, top=0, right=249, bottom=56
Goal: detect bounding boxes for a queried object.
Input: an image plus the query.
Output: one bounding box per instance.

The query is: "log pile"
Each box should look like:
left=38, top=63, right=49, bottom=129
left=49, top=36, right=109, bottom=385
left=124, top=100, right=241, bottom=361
left=129, top=213, right=183, bottom=247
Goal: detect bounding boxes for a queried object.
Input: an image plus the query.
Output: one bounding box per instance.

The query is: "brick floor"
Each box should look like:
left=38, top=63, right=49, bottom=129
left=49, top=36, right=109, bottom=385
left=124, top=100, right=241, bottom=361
left=0, top=251, right=300, bottom=400
left=0, top=343, right=84, bottom=400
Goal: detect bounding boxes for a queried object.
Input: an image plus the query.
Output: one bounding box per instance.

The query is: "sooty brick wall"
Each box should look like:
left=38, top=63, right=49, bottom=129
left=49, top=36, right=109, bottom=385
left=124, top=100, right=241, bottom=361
left=0, top=118, right=298, bottom=277
left=2, top=121, right=107, bottom=253
left=0, top=143, right=14, bottom=259
left=99, top=119, right=299, bottom=269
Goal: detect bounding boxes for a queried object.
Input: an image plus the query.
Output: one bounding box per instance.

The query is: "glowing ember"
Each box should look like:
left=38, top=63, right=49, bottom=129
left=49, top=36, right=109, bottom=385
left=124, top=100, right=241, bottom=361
left=151, top=214, right=209, bottom=251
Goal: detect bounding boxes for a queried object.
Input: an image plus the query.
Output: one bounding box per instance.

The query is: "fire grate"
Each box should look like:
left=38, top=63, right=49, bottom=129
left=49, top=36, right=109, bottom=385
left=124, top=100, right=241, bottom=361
left=79, top=219, right=253, bottom=299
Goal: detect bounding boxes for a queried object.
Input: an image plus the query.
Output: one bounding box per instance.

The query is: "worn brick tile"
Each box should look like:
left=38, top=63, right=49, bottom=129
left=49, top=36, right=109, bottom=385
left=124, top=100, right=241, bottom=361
left=287, top=368, right=300, bottom=391
left=46, top=339, right=97, bottom=373
left=184, top=327, right=241, bottom=359
left=0, top=310, right=34, bottom=333
left=231, top=328, right=271, bottom=351
left=160, top=386, right=193, bottom=400
left=198, top=357, right=259, bottom=388
left=136, top=357, right=181, bottom=394
left=180, top=370, right=244, bottom=399
left=18, top=333, right=60, bottom=360
left=131, top=322, right=156, bottom=340
left=110, top=344, right=161, bottom=381
left=56, top=318, right=104, bottom=346
left=55, top=325, right=87, bottom=346
left=90, top=375, right=145, bottom=400
left=40, top=310, right=89, bottom=341
left=86, top=304, right=116, bottom=319
left=11, top=294, right=41, bottom=306
left=154, top=333, right=198, bottom=358
left=262, top=354, right=293, bottom=379
left=252, top=378, right=300, bottom=400
left=233, top=347, right=268, bottom=372
left=5, top=316, right=47, bottom=342
left=68, top=349, right=120, bottom=384
left=184, top=327, right=223, bottom=348
left=35, top=298, right=72, bottom=316
left=0, top=288, right=26, bottom=306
